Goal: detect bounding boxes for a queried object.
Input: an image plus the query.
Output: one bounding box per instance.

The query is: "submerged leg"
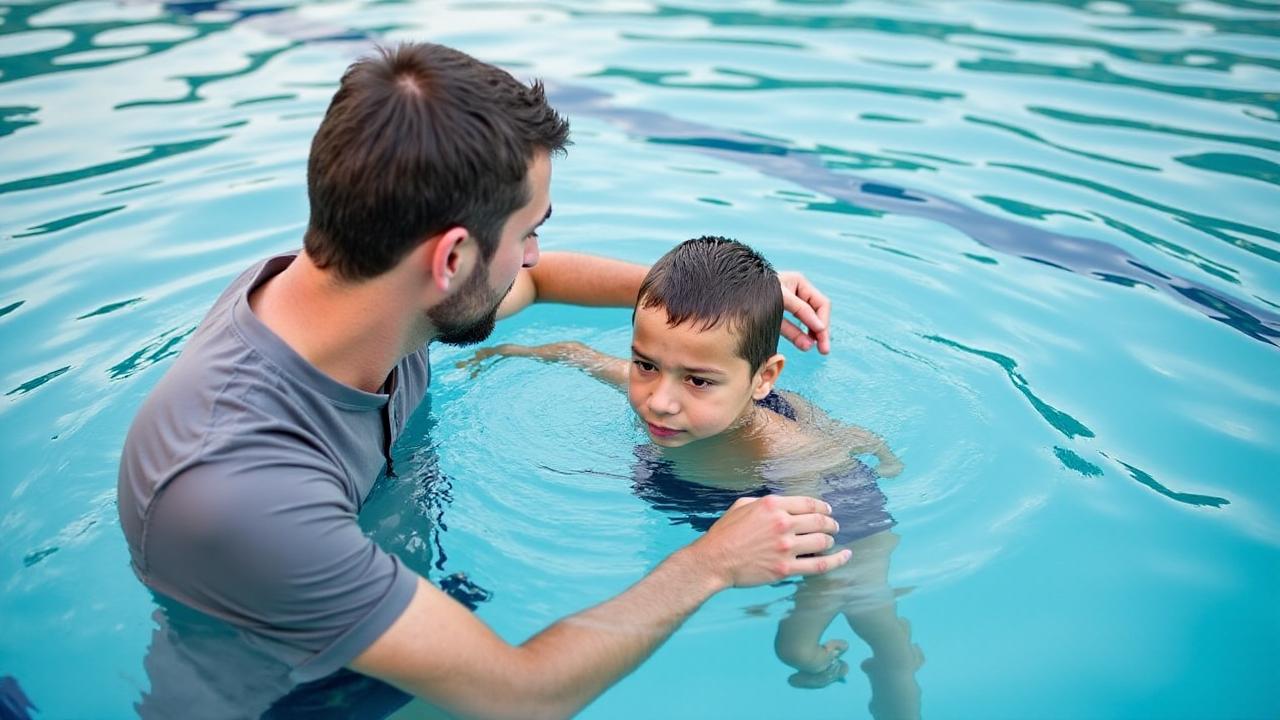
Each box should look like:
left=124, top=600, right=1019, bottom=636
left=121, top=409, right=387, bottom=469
left=775, top=601, right=850, bottom=688
left=837, top=532, right=923, bottom=720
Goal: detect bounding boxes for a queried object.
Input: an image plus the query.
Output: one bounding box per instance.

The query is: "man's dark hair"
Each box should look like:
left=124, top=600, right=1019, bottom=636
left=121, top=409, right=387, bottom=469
left=304, top=42, right=570, bottom=281
left=636, top=236, right=782, bottom=372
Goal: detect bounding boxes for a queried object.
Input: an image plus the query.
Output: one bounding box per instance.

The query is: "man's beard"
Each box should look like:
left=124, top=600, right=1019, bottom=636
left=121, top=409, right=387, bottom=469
left=428, top=258, right=504, bottom=347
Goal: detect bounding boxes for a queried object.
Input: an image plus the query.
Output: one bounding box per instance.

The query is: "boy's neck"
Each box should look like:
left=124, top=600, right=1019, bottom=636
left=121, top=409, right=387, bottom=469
left=660, top=404, right=776, bottom=474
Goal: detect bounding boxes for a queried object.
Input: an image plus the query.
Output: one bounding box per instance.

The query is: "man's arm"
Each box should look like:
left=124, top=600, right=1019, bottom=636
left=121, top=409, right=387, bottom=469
left=496, top=252, right=647, bottom=320
left=351, top=496, right=849, bottom=720
left=460, top=342, right=629, bottom=388
left=497, top=252, right=833, bottom=354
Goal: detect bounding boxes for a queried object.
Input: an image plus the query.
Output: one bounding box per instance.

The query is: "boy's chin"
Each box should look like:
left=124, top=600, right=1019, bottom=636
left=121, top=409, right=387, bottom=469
left=648, top=431, right=694, bottom=448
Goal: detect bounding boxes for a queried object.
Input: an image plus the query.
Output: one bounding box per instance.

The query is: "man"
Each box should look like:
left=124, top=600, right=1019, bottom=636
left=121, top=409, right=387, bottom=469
left=118, top=42, right=844, bottom=719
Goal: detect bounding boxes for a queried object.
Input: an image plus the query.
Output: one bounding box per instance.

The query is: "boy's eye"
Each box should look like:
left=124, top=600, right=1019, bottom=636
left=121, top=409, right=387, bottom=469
left=633, top=360, right=657, bottom=373
left=526, top=232, right=539, bottom=242
left=687, top=376, right=713, bottom=388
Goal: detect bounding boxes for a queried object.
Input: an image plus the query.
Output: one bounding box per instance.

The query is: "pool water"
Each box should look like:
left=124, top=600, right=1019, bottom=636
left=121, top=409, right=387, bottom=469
left=2, top=1, right=1278, bottom=718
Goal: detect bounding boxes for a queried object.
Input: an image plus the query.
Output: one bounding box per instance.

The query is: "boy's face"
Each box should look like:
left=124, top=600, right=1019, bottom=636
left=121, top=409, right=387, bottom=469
left=628, top=304, right=778, bottom=448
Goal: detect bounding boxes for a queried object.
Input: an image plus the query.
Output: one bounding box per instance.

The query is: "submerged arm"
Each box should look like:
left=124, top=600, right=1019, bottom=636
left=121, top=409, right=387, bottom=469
left=779, top=391, right=904, bottom=478
left=465, top=342, right=628, bottom=388
left=840, top=426, right=903, bottom=477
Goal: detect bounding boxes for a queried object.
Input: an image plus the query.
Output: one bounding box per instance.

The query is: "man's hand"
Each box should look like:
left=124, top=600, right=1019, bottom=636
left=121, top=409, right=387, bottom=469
left=691, top=495, right=850, bottom=589
left=777, top=271, right=831, bottom=354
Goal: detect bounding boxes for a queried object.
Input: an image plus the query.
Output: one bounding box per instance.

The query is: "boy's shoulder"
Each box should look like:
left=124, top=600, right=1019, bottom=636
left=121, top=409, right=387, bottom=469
left=752, top=389, right=834, bottom=450
left=769, top=389, right=824, bottom=426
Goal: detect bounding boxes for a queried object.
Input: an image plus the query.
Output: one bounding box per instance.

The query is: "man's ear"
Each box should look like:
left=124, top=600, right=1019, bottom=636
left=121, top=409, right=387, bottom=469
left=751, top=353, right=786, bottom=400
left=427, top=226, right=473, bottom=293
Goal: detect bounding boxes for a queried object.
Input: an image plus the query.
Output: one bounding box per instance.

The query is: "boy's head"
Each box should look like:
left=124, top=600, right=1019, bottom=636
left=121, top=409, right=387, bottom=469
left=629, top=237, right=786, bottom=447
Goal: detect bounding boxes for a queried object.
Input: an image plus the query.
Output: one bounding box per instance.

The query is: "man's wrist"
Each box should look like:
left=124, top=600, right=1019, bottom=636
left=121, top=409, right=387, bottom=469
left=671, top=543, right=731, bottom=599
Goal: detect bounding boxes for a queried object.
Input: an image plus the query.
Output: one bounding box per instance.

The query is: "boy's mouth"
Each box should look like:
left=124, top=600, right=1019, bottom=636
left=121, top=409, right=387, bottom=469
left=646, top=422, right=682, bottom=438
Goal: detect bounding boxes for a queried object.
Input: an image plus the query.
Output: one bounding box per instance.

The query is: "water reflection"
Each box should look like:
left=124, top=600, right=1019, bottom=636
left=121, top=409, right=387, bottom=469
left=548, top=82, right=1280, bottom=349
left=777, top=531, right=923, bottom=720
left=631, top=435, right=922, bottom=717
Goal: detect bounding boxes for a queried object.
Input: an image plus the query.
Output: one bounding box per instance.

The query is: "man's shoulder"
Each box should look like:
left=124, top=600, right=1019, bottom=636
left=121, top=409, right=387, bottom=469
left=119, top=253, right=317, bottom=489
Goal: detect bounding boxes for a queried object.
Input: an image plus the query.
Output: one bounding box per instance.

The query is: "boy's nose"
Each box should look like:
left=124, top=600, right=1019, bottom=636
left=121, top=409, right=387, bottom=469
left=647, top=381, right=680, bottom=416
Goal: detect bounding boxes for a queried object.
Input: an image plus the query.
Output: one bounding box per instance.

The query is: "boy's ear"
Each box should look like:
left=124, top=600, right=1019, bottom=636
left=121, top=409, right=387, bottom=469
left=751, top=353, right=786, bottom=400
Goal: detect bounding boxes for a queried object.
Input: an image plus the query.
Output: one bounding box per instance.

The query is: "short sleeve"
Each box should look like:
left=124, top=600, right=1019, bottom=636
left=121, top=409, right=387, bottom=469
left=140, top=458, right=418, bottom=682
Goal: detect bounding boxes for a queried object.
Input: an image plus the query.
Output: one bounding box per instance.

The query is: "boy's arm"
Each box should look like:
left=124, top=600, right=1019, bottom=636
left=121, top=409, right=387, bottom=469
left=778, top=391, right=904, bottom=478
left=841, top=426, right=903, bottom=478
left=497, top=252, right=833, bottom=354
left=465, top=342, right=629, bottom=388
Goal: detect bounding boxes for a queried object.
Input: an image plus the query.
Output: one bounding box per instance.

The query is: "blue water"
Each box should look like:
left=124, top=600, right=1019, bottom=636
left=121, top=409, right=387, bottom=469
left=2, top=1, right=1278, bottom=718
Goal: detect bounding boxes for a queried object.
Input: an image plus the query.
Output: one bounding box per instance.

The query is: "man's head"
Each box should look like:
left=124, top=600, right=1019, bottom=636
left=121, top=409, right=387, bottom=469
left=305, top=42, right=568, bottom=344
left=628, top=237, right=785, bottom=447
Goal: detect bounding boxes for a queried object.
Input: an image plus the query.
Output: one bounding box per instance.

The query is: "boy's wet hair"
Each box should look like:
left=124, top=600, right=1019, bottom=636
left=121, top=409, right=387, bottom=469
left=636, top=237, right=782, bottom=372
left=305, top=42, right=570, bottom=281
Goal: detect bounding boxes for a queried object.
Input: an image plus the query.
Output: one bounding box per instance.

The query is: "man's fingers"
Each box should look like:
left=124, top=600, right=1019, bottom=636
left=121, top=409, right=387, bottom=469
left=778, top=271, right=833, bottom=354
left=783, top=289, right=824, bottom=335
left=789, top=549, right=852, bottom=577
left=767, top=495, right=833, bottom=516
left=814, top=329, right=831, bottom=355
left=790, top=532, right=836, bottom=557
left=792, top=279, right=832, bottom=355
left=800, top=284, right=832, bottom=355
left=790, top=512, right=839, bottom=537
left=780, top=305, right=831, bottom=355
left=780, top=319, right=813, bottom=351
left=813, top=290, right=831, bottom=354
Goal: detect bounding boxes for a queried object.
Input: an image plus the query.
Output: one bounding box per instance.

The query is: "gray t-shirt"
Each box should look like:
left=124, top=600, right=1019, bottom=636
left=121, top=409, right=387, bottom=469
left=118, top=253, right=429, bottom=717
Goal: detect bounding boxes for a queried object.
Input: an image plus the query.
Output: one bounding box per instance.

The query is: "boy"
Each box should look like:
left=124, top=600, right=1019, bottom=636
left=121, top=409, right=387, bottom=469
left=465, top=237, right=921, bottom=713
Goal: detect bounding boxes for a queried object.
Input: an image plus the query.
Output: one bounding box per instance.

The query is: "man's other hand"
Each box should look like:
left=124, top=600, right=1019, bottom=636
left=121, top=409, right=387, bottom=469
left=692, top=495, right=849, bottom=589
left=777, top=271, right=832, bottom=354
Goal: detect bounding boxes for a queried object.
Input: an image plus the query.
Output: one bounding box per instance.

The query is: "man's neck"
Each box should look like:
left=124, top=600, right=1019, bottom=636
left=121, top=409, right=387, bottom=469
left=249, top=252, right=433, bottom=393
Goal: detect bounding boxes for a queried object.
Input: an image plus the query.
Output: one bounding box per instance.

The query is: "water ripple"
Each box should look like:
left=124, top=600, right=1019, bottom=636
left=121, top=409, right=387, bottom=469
left=1102, top=453, right=1231, bottom=508
left=593, top=65, right=963, bottom=101
left=992, top=162, right=1280, bottom=264
left=13, top=206, right=125, bottom=239
left=550, top=83, right=1280, bottom=348
left=5, top=365, right=71, bottom=397
left=959, top=56, right=1280, bottom=114
left=923, top=334, right=1095, bottom=440
left=75, top=297, right=144, bottom=320
left=0, top=136, right=227, bottom=195
left=106, top=325, right=196, bottom=380
left=1027, top=105, right=1280, bottom=154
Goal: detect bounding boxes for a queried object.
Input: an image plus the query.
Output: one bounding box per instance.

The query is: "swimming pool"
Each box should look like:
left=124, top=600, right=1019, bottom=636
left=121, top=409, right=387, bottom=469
left=1, top=0, right=1277, bottom=717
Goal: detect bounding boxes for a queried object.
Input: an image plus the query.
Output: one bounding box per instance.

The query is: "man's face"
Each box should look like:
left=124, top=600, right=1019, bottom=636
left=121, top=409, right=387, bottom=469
left=429, top=151, right=551, bottom=346
left=627, top=304, right=761, bottom=448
